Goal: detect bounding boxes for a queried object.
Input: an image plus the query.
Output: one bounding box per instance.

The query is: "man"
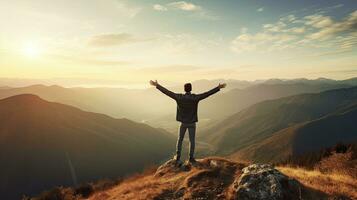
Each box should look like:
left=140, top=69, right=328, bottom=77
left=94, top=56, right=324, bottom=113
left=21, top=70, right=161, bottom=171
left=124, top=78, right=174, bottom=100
left=150, top=80, right=226, bottom=163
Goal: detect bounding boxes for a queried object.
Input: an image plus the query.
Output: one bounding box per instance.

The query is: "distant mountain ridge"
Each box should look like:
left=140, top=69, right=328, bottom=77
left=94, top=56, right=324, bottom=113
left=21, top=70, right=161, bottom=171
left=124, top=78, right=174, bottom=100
left=199, top=81, right=354, bottom=121
left=230, top=103, right=357, bottom=162
left=1, top=78, right=356, bottom=133
left=0, top=94, right=175, bottom=199
left=202, top=86, right=357, bottom=162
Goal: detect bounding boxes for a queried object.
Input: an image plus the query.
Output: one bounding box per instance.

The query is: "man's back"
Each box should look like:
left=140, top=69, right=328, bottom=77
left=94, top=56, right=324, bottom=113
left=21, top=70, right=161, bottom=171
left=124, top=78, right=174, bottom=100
left=176, top=93, right=199, bottom=123
left=156, top=84, right=220, bottom=123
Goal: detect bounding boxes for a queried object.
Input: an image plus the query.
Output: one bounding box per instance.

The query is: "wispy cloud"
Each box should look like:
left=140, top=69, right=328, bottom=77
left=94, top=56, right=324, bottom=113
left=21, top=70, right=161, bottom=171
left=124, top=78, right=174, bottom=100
left=305, top=10, right=357, bottom=40
left=231, top=31, right=297, bottom=53
left=315, top=4, right=344, bottom=14
left=113, top=1, right=142, bottom=18
left=168, top=1, right=201, bottom=11
left=280, top=15, right=297, bottom=22
left=304, top=14, right=333, bottom=28
left=257, top=7, right=264, bottom=12
left=231, top=9, right=357, bottom=53
left=152, top=1, right=219, bottom=20
left=153, top=4, right=168, bottom=11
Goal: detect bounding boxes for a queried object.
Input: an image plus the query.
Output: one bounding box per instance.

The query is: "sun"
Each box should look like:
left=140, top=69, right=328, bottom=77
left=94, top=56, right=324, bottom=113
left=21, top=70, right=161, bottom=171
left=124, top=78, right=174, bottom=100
left=22, top=42, right=42, bottom=58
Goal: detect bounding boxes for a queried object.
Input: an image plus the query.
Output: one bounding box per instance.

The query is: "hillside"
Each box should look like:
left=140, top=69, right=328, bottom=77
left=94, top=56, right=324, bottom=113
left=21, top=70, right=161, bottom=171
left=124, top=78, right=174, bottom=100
left=0, top=94, right=175, bottom=199
left=199, top=81, right=353, bottom=121
left=29, top=157, right=356, bottom=200
left=203, top=86, right=357, bottom=159
left=230, top=104, right=357, bottom=162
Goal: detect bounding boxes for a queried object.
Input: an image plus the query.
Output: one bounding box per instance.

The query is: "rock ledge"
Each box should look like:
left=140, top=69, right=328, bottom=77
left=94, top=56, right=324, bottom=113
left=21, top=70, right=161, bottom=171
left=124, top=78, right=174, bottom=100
left=232, top=164, right=301, bottom=200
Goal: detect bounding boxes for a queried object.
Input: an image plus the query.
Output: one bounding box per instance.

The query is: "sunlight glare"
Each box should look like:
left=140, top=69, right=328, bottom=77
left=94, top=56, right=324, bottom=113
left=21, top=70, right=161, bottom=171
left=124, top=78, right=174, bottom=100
left=22, top=42, right=42, bottom=58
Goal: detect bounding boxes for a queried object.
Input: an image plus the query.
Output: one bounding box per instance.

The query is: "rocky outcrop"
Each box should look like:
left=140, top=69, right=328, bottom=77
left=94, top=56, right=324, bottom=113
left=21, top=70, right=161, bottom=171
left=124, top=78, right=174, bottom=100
left=155, top=159, right=189, bottom=176
left=154, top=158, right=302, bottom=200
left=231, top=164, right=301, bottom=200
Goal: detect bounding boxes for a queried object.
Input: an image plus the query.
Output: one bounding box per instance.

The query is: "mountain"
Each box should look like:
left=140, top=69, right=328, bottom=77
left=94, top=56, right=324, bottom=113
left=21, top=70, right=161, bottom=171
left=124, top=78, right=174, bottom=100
left=0, top=94, right=175, bottom=199
left=0, top=84, right=180, bottom=122
left=257, top=77, right=357, bottom=85
left=229, top=104, right=357, bottom=162
left=202, top=86, right=357, bottom=160
left=199, top=81, right=354, bottom=122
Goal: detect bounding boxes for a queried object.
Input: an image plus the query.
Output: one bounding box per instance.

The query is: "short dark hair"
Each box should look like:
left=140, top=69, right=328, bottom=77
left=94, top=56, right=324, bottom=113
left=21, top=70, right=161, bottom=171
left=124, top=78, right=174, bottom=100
left=184, top=83, right=192, bottom=93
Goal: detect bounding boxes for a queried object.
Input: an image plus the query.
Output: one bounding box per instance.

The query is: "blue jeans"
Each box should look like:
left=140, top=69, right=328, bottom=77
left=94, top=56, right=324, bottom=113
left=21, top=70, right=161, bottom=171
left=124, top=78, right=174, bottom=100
left=176, top=122, right=196, bottom=159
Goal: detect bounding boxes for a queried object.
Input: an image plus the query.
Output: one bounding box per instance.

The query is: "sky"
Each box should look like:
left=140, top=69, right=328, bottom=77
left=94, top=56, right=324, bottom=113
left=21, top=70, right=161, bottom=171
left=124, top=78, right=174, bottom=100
left=0, top=0, right=357, bottom=87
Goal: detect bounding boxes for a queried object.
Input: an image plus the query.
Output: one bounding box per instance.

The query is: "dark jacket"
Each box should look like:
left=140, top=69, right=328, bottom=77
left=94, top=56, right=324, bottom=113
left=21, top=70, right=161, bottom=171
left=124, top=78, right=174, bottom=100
left=156, top=84, right=220, bottom=123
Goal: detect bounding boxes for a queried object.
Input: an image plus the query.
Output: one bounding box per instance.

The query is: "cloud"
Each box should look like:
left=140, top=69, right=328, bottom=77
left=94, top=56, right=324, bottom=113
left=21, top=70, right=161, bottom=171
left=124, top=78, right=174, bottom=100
left=168, top=1, right=201, bottom=11
left=288, top=27, right=306, bottom=34
left=231, top=32, right=296, bottom=53
left=87, top=33, right=148, bottom=47
left=263, top=21, right=287, bottom=32
left=304, top=14, right=333, bottom=28
left=264, top=21, right=306, bottom=34
left=257, top=7, right=264, bottom=12
left=231, top=10, right=357, bottom=54
left=113, top=1, right=142, bottom=18
left=153, top=4, right=168, bottom=11
left=337, top=33, right=357, bottom=49
left=280, top=15, right=296, bottom=22
left=315, top=4, right=344, bottom=14
left=152, top=1, right=218, bottom=20
left=305, top=10, right=357, bottom=40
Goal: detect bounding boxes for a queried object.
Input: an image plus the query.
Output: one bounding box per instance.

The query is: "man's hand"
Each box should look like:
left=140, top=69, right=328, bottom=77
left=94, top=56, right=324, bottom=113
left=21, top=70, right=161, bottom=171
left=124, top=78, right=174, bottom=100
left=150, top=80, right=158, bottom=87
left=218, top=83, right=227, bottom=89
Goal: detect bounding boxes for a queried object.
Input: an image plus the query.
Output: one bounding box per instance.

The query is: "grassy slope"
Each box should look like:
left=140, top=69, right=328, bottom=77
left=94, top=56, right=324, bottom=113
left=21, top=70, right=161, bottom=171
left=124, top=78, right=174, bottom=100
left=0, top=94, right=175, bottom=199
left=75, top=158, right=356, bottom=200
left=278, top=167, right=357, bottom=200
left=203, top=86, right=357, bottom=157
left=229, top=104, right=357, bottom=162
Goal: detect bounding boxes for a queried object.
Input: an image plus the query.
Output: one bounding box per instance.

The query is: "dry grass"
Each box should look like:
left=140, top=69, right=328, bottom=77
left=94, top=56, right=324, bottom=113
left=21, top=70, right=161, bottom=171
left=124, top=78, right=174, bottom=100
left=278, top=166, right=357, bottom=200
left=88, top=166, right=166, bottom=200
left=32, top=157, right=357, bottom=200
left=88, top=157, right=245, bottom=200
left=315, top=151, right=357, bottom=178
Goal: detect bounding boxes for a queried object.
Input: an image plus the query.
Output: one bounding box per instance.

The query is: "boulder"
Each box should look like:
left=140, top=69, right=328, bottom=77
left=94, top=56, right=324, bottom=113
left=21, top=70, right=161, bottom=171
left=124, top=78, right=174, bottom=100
left=231, top=164, right=301, bottom=200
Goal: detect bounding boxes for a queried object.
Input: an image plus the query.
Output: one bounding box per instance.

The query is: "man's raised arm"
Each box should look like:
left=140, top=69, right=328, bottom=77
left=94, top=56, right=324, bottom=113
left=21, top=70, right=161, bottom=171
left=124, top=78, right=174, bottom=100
left=197, top=83, right=226, bottom=101
left=150, top=80, right=178, bottom=100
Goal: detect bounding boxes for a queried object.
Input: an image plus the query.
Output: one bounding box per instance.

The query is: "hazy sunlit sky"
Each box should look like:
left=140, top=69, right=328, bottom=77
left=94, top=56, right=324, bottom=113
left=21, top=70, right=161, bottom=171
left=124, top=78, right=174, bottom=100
left=0, top=0, right=357, bottom=87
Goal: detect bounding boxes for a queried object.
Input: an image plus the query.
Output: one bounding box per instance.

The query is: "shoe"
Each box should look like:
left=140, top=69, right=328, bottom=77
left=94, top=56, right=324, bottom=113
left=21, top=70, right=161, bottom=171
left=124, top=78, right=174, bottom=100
left=189, top=157, right=197, bottom=163
left=173, top=155, right=181, bottom=162
left=173, top=155, right=183, bottom=167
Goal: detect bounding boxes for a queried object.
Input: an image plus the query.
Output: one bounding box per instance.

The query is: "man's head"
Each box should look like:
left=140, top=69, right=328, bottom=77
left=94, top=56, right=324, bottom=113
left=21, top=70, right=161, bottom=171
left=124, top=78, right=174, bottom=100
left=184, top=83, right=192, bottom=93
